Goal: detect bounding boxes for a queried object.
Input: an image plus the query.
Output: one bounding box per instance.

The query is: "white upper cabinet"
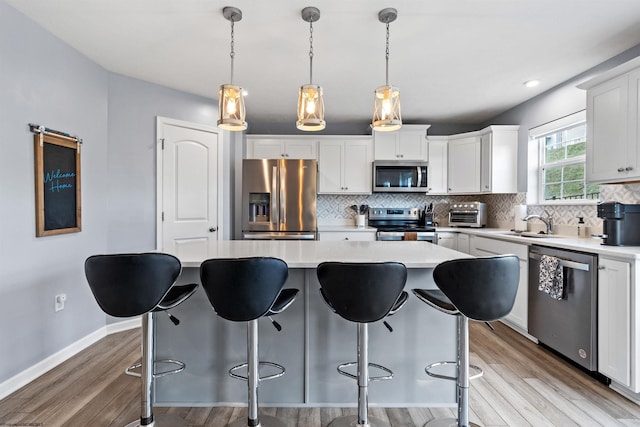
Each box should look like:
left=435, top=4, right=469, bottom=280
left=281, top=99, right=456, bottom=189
left=373, top=125, right=430, bottom=160
left=318, top=137, right=373, bottom=194
left=447, top=125, right=518, bottom=194
left=581, top=61, right=640, bottom=184
left=246, top=136, right=318, bottom=159
left=480, top=125, right=519, bottom=193
left=426, top=136, right=448, bottom=194
left=447, top=134, right=481, bottom=193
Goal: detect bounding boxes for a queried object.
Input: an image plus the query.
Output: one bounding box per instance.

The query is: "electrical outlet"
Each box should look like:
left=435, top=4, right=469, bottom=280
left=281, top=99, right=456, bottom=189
left=55, top=293, right=67, bottom=312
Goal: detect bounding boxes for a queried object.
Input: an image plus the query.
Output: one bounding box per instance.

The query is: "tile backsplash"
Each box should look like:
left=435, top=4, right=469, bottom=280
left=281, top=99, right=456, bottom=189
left=317, top=182, right=640, bottom=232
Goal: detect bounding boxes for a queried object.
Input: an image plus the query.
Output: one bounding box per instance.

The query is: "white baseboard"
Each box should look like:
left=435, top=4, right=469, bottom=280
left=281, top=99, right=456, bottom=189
left=610, top=382, right=640, bottom=405
left=106, top=317, right=141, bottom=334
left=0, top=317, right=140, bottom=400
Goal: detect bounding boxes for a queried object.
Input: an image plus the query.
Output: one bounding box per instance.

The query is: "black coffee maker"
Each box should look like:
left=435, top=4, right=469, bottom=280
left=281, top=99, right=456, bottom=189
left=597, top=202, right=640, bottom=246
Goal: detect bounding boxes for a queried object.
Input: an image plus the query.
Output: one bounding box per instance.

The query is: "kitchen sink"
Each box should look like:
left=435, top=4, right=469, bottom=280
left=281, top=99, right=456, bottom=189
left=497, top=231, right=552, bottom=238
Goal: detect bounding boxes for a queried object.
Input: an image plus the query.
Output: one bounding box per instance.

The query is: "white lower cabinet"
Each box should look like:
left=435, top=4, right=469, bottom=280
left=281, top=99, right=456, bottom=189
left=469, top=235, right=528, bottom=332
left=598, top=256, right=632, bottom=388
left=318, top=231, right=376, bottom=241
left=437, top=232, right=457, bottom=250
left=457, top=233, right=470, bottom=254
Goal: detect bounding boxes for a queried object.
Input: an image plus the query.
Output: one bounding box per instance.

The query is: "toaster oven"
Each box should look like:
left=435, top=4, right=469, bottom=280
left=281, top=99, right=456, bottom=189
left=449, top=202, right=487, bottom=227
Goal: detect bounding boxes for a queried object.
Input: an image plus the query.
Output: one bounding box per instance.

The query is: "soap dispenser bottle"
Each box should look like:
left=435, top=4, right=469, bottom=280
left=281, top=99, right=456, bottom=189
left=577, top=217, right=586, bottom=238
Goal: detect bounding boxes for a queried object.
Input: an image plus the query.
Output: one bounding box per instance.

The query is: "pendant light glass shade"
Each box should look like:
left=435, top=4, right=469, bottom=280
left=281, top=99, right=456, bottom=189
left=297, top=7, right=325, bottom=131
left=217, top=7, right=247, bottom=131
left=297, top=84, right=325, bottom=131
left=372, top=84, right=401, bottom=131
left=218, top=83, right=247, bottom=131
left=372, top=8, right=402, bottom=132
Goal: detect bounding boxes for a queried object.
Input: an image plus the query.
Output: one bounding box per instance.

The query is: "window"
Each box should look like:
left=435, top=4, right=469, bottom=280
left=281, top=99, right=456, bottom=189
left=530, top=112, right=599, bottom=203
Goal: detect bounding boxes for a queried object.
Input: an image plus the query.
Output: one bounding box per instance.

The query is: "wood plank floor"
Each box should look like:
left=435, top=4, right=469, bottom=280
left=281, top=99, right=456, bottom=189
left=2, top=321, right=640, bottom=426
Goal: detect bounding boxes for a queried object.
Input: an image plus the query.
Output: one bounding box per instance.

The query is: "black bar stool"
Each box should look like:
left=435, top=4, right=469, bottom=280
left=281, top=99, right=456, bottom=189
left=412, top=255, right=519, bottom=427
left=84, top=252, right=198, bottom=427
left=199, top=257, right=297, bottom=427
left=317, top=261, right=408, bottom=427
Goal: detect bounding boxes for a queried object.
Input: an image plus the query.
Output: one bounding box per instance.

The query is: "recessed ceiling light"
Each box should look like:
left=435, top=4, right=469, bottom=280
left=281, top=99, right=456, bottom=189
left=524, top=80, right=540, bottom=88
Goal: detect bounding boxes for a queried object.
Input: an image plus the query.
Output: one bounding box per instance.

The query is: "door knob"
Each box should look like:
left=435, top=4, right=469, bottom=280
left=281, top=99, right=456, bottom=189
left=209, top=227, right=217, bottom=232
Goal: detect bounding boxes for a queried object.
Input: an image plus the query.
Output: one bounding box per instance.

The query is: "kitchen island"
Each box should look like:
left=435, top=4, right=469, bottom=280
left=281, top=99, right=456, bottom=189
left=155, top=240, right=469, bottom=407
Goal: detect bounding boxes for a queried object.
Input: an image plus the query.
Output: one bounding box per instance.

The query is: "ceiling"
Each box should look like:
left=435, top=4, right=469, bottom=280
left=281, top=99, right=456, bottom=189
left=7, top=0, right=640, bottom=132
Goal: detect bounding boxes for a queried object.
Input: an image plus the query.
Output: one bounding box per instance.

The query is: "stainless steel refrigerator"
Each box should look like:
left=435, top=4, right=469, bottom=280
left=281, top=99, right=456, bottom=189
left=242, top=159, right=317, bottom=240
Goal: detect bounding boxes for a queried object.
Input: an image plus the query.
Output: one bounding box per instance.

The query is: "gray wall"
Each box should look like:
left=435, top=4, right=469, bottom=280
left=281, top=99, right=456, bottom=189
left=0, top=0, right=225, bottom=383
left=485, top=44, right=640, bottom=192
left=106, top=74, right=220, bottom=253
left=0, top=0, right=109, bottom=382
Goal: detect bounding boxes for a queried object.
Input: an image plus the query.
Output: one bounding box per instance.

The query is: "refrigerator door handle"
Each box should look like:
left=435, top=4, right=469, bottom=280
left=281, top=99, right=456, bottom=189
left=280, top=164, right=286, bottom=227
left=271, top=166, right=278, bottom=228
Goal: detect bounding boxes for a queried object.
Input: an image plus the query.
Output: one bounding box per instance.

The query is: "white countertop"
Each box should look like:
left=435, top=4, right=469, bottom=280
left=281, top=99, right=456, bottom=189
left=177, top=240, right=468, bottom=269
left=440, top=227, right=640, bottom=260
left=317, top=225, right=378, bottom=232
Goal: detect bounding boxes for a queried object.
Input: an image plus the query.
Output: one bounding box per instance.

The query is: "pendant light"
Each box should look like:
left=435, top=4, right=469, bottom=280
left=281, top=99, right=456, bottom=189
left=297, top=7, right=325, bottom=131
left=218, top=6, right=247, bottom=131
left=372, top=8, right=402, bottom=132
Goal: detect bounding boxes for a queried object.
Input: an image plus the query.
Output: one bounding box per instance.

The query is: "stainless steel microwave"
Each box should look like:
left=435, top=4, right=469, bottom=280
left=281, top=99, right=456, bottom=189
left=372, top=160, right=428, bottom=193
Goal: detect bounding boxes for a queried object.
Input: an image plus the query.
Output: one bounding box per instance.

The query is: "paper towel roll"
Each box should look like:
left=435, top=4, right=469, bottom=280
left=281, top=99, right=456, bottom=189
left=514, top=204, right=528, bottom=231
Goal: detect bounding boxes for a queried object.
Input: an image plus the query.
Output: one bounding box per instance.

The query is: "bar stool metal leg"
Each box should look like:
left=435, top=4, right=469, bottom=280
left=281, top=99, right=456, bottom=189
left=125, top=312, right=187, bottom=427
left=425, top=316, right=479, bottom=427
left=229, top=319, right=286, bottom=427
left=329, top=323, right=390, bottom=427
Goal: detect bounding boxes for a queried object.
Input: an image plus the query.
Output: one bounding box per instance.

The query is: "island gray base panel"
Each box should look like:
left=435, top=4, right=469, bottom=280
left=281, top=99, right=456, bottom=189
left=155, top=268, right=456, bottom=406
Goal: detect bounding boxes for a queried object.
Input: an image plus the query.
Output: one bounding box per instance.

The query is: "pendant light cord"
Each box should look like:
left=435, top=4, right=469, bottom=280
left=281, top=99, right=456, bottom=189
left=229, top=20, right=235, bottom=85
left=385, top=22, right=390, bottom=86
left=308, top=20, right=314, bottom=84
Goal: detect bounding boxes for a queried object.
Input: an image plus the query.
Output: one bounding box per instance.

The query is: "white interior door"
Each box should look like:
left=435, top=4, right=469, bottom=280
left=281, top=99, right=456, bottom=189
left=157, top=117, right=221, bottom=259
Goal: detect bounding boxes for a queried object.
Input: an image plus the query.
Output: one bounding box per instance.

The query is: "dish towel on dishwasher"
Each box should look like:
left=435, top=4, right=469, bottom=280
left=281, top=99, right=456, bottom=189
left=539, top=254, right=564, bottom=300
left=403, top=231, right=418, bottom=241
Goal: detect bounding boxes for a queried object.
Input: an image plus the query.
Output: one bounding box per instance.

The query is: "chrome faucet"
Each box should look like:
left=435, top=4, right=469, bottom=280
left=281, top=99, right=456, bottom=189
left=523, top=209, right=553, bottom=235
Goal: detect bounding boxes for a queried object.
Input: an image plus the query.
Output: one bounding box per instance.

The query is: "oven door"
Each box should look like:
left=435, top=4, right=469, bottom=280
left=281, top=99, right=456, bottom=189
left=376, top=231, right=438, bottom=243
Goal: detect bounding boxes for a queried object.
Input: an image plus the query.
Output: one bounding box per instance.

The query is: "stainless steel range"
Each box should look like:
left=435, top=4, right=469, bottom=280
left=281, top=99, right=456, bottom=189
left=368, top=207, right=437, bottom=243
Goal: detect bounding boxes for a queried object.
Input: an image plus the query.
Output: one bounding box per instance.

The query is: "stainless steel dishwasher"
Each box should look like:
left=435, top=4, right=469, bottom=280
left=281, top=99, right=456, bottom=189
left=528, top=245, right=598, bottom=371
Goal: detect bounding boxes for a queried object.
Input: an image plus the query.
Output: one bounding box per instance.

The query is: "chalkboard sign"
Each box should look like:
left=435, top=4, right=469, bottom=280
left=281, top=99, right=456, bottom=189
left=34, top=133, right=81, bottom=236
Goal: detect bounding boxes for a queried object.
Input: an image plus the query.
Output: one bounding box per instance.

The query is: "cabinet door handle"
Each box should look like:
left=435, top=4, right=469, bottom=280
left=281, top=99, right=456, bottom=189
left=626, top=166, right=634, bottom=171
left=598, top=266, right=606, bottom=270
left=209, top=227, right=217, bottom=232
left=618, top=167, right=625, bottom=172
left=344, top=237, right=349, bottom=240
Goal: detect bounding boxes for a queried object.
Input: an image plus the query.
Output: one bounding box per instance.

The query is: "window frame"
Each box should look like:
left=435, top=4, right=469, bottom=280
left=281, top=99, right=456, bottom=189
left=529, top=111, right=599, bottom=206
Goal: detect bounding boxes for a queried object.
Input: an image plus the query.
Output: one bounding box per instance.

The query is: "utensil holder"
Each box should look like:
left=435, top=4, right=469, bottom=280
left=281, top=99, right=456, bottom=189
left=355, top=215, right=365, bottom=228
